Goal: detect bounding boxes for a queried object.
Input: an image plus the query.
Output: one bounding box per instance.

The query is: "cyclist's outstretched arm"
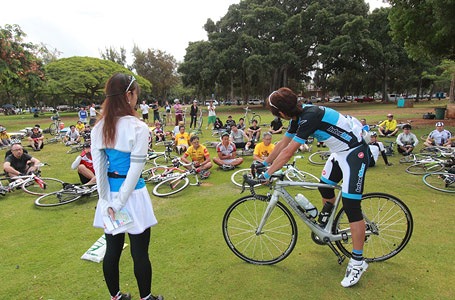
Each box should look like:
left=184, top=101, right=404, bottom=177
left=265, top=135, right=292, bottom=164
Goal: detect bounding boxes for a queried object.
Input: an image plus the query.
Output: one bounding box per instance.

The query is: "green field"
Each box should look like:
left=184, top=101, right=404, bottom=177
left=0, top=101, right=454, bottom=299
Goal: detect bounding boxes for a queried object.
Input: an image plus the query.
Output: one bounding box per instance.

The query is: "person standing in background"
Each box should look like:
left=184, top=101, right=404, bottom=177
left=173, top=99, right=183, bottom=126
left=140, top=100, right=150, bottom=124
left=189, top=100, right=199, bottom=129
left=206, top=100, right=216, bottom=130
left=91, top=73, right=163, bottom=300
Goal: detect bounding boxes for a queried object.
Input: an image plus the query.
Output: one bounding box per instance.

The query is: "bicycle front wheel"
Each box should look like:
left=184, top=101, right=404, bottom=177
left=152, top=176, right=189, bottom=197
left=309, top=151, right=330, bottom=165
left=405, top=162, right=445, bottom=175
left=333, top=193, right=413, bottom=262
left=35, top=190, right=81, bottom=207
left=230, top=168, right=261, bottom=188
left=285, top=170, right=320, bottom=189
left=423, top=172, right=455, bottom=193
left=222, top=195, right=298, bottom=265
left=142, top=166, right=167, bottom=182
left=49, top=123, right=58, bottom=136
left=22, top=177, right=65, bottom=196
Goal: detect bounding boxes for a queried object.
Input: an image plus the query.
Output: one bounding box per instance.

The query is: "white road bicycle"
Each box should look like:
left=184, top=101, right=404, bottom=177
left=222, top=173, right=413, bottom=265
left=35, top=183, right=98, bottom=207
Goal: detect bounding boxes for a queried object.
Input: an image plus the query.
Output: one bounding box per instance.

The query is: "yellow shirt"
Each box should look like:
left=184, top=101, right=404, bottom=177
left=0, top=132, right=11, bottom=140
left=175, top=132, right=190, bottom=147
left=184, top=145, right=210, bottom=163
left=253, top=142, right=275, bottom=160
left=379, top=119, right=397, bottom=131
left=75, top=123, right=85, bottom=133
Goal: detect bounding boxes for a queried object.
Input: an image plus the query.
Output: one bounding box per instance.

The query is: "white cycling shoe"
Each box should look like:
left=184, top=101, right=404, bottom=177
left=341, top=258, right=368, bottom=288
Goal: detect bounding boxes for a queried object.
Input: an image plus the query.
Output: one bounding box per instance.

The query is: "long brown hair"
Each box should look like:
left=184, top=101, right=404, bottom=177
left=101, top=73, right=139, bottom=146
left=267, top=87, right=303, bottom=117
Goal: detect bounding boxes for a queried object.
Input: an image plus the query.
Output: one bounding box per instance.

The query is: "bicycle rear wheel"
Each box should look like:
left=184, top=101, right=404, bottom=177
left=405, top=162, right=445, bottom=175
left=22, top=177, right=65, bottom=196
left=222, top=195, right=298, bottom=265
left=35, top=190, right=81, bottom=207
left=333, top=193, right=413, bottom=262
left=423, top=172, right=455, bottom=193
left=309, top=151, right=330, bottom=165
left=285, top=170, right=320, bottom=189
left=251, top=115, right=261, bottom=126
left=230, top=168, right=261, bottom=188
left=142, top=166, right=167, bottom=182
left=152, top=176, right=189, bottom=197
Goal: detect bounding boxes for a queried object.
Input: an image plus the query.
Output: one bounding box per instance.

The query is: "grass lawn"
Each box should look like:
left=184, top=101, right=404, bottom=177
left=0, top=101, right=454, bottom=299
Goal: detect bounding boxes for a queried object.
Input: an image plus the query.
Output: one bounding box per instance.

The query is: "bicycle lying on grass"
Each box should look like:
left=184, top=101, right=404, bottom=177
left=142, top=158, right=186, bottom=183
left=222, top=173, right=413, bottom=265
left=0, top=165, right=64, bottom=196
left=147, top=141, right=178, bottom=166
left=152, top=159, right=202, bottom=197
left=34, top=183, right=98, bottom=207
left=422, top=171, right=455, bottom=193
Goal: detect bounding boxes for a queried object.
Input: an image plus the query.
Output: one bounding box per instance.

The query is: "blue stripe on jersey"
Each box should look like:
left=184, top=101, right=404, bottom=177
left=320, top=176, right=337, bottom=186
left=105, top=149, right=146, bottom=192
left=321, top=107, right=340, bottom=124
left=293, top=136, right=306, bottom=144
left=285, top=131, right=295, bottom=138
left=313, top=129, right=331, bottom=141
left=342, top=192, right=362, bottom=200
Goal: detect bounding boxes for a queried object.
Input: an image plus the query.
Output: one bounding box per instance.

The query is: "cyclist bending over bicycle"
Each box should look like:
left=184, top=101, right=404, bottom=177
left=255, top=87, right=370, bottom=288
left=4, top=143, right=41, bottom=177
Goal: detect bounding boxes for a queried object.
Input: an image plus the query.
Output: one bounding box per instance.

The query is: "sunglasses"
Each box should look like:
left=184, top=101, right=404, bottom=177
left=125, top=75, right=136, bottom=93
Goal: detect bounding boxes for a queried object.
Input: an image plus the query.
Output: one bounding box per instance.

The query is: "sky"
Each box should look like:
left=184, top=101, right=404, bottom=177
left=1, top=0, right=388, bottom=63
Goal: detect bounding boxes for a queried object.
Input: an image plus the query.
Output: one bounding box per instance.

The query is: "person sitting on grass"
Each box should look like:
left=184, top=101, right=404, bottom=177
left=424, top=122, right=452, bottom=147
left=71, top=143, right=96, bottom=185
left=247, top=119, right=261, bottom=143
left=174, top=125, right=190, bottom=155
left=368, top=132, right=392, bottom=167
left=0, top=126, right=12, bottom=147
left=28, top=126, right=44, bottom=151
left=213, top=132, right=243, bottom=170
left=64, top=125, right=81, bottom=146
left=4, top=143, right=41, bottom=177
left=229, top=124, right=253, bottom=150
left=181, top=135, right=212, bottom=179
left=269, top=116, right=283, bottom=134
left=153, top=122, right=166, bottom=143
left=253, top=132, right=275, bottom=163
left=378, top=113, right=398, bottom=137
left=396, top=124, right=418, bottom=156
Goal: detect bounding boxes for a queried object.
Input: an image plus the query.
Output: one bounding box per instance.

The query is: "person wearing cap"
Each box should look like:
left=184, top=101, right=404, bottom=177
left=206, top=100, right=217, bottom=130
left=28, top=126, right=44, bottom=151
left=174, top=125, right=190, bottom=155
left=71, top=143, right=96, bottom=185
left=424, top=122, right=452, bottom=147
left=253, top=132, right=275, bottom=163
left=367, top=132, right=392, bottom=167
left=4, top=143, right=41, bottom=177
left=396, top=124, right=418, bottom=155
left=181, top=135, right=212, bottom=178
left=213, top=132, right=243, bottom=169
left=189, top=100, right=199, bottom=129
left=0, top=126, right=12, bottom=147
left=378, top=114, right=398, bottom=137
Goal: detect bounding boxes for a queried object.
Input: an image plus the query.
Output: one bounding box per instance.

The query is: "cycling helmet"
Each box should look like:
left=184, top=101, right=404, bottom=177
left=0, top=126, right=6, bottom=132
left=435, top=122, right=444, bottom=127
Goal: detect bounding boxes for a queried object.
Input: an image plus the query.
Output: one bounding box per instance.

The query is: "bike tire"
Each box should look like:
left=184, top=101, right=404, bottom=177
left=49, top=123, right=58, bottom=136
left=35, top=190, right=82, bottom=207
left=423, top=172, right=455, bottom=193
left=405, top=162, right=445, bottom=175
left=251, top=115, right=261, bottom=126
left=308, top=151, right=330, bottom=165
left=142, top=166, right=168, bottom=182
left=153, top=154, right=178, bottom=167
left=152, top=176, right=189, bottom=197
left=285, top=170, right=320, bottom=189
left=66, top=144, right=83, bottom=154
left=22, top=177, right=65, bottom=196
left=222, top=195, right=298, bottom=265
left=333, top=192, right=413, bottom=262
left=230, top=168, right=261, bottom=188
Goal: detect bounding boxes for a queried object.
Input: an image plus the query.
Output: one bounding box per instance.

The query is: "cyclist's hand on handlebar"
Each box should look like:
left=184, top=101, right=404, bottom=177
left=250, top=161, right=267, bottom=178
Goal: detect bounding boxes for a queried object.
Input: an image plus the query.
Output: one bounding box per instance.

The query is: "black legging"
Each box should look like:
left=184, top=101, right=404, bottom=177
left=103, top=228, right=152, bottom=298
left=190, top=115, right=197, bottom=128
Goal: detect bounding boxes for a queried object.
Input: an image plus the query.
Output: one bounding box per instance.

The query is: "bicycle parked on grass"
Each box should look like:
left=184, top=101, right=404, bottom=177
left=231, top=156, right=319, bottom=188
left=147, top=141, right=178, bottom=166
left=152, top=159, right=202, bottom=197
left=34, top=183, right=98, bottom=207
left=423, top=171, right=455, bottom=193
left=243, top=107, right=262, bottom=126
left=0, top=165, right=64, bottom=196
left=222, top=173, right=413, bottom=265
left=142, top=158, right=186, bottom=183
left=48, top=115, right=62, bottom=136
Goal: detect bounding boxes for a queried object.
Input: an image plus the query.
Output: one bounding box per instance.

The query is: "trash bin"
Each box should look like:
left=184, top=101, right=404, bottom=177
left=397, top=98, right=405, bottom=108
left=434, top=107, right=446, bottom=119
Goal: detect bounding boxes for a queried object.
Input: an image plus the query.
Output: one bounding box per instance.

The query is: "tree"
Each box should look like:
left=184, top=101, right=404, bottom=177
left=100, top=47, right=129, bottom=69
left=131, top=46, right=179, bottom=103
left=388, top=0, right=455, bottom=102
left=0, top=24, right=45, bottom=106
left=45, top=56, right=151, bottom=106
